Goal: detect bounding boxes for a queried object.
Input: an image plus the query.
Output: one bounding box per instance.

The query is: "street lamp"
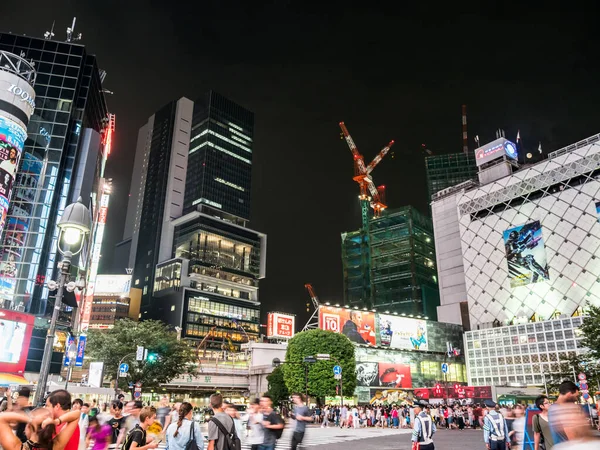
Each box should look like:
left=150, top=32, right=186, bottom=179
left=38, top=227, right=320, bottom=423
left=33, top=197, right=91, bottom=406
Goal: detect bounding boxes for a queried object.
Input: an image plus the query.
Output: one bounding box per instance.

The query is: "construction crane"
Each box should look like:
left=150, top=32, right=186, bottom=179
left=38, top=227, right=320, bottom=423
left=302, top=283, right=321, bottom=331
left=339, top=122, right=394, bottom=230
left=339, top=122, right=394, bottom=308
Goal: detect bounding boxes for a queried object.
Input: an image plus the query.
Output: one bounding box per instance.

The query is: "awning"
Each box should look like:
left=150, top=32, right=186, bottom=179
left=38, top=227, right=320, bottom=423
left=0, top=373, right=30, bottom=387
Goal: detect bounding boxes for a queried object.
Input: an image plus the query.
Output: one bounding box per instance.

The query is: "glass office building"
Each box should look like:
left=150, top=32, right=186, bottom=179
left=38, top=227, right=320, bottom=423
left=185, top=91, right=254, bottom=223
left=0, top=33, right=108, bottom=316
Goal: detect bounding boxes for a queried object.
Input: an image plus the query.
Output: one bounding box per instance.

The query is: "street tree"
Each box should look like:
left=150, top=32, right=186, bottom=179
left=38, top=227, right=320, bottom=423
left=580, top=303, right=600, bottom=360
left=544, top=353, right=600, bottom=395
left=266, top=366, right=289, bottom=406
left=86, top=319, right=196, bottom=392
left=282, top=329, right=356, bottom=401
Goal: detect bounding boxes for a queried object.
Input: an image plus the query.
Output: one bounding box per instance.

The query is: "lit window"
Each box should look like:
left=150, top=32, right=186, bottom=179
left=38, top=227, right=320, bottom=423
left=171, top=305, right=176, bottom=312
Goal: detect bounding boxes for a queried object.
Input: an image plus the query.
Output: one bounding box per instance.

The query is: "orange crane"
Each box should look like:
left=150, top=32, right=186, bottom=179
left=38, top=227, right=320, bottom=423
left=339, top=122, right=394, bottom=224
left=302, top=283, right=321, bottom=331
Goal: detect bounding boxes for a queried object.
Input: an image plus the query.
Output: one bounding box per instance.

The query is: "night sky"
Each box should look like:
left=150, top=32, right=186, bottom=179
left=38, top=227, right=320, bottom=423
left=3, top=3, right=600, bottom=329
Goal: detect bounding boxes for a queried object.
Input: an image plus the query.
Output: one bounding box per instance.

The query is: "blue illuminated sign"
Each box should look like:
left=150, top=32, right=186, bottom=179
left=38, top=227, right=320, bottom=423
left=75, top=334, right=87, bottom=367
left=504, top=141, right=518, bottom=159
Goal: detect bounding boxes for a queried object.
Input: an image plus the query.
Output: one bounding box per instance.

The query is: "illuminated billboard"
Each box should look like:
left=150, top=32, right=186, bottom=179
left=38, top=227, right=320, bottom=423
left=266, top=312, right=295, bottom=339
left=475, top=138, right=518, bottom=167
left=503, top=220, right=549, bottom=288
left=319, top=306, right=376, bottom=345
left=378, top=314, right=428, bottom=351
left=94, top=275, right=131, bottom=296
left=0, top=309, right=35, bottom=374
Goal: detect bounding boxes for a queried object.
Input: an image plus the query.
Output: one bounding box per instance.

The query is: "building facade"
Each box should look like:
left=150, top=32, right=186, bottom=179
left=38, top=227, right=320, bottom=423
left=425, top=152, right=478, bottom=201
left=122, top=92, right=266, bottom=351
left=0, top=33, right=109, bottom=315
left=342, top=206, right=439, bottom=318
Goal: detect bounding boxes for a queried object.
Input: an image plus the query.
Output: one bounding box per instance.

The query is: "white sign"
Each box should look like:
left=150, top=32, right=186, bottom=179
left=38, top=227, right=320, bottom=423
left=7, top=84, right=35, bottom=111
left=88, top=362, right=104, bottom=388
left=94, top=275, right=131, bottom=296
left=267, top=312, right=295, bottom=339
left=136, top=346, right=144, bottom=361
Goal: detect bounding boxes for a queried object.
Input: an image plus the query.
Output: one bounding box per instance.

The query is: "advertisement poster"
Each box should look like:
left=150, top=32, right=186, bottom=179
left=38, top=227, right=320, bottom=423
left=596, top=201, right=600, bottom=223
left=378, top=314, right=428, bottom=350
left=369, top=388, right=413, bottom=405
left=0, top=309, right=34, bottom=373
left=503, top=221, right=550, bottom=288
left=377, top=362, right=412, bottom=388
left=319, top=306, right=376, bottom=345
left=355, top=362, right=380, bottom=387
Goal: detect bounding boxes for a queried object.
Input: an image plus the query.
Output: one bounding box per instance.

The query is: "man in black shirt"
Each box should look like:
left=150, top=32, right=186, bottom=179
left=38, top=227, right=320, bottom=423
left=108, top=401, right=127, bottom=444
left=260, top=395, right=284, bottom=450
left=123, top=406, right=158, bottom=450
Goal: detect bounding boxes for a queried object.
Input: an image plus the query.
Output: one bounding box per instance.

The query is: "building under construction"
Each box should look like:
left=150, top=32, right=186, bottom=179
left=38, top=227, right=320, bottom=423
left=341, top=206, right=439, bottom=319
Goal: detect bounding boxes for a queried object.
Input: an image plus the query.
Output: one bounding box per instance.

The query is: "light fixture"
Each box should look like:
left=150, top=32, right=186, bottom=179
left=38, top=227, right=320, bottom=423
left=393, top=312, right=398, bottom=315
left=57, top=197, right=91, bottom=254
left=401, top=313, right=406, bottom=316
left=325, top=302, right=330, bottom=306
left=385, top=310, right=390, bottom=314
left=335, top=303, right=340, bottom=307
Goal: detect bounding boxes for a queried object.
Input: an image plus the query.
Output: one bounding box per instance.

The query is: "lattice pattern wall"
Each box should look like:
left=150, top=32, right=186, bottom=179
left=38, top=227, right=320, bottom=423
left=456, top=142, right=600, bottom=327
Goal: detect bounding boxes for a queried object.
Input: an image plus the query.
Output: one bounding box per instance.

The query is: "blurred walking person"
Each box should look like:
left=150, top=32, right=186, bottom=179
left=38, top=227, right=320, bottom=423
left=290, top=393, right=311, bottom=450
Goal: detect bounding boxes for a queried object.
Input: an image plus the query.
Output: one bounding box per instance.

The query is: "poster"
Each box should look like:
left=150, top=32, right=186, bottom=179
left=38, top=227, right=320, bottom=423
left=378, top=314, right=428, bottom=350
left=377, top=362, right=412, bottom=388
left=369, top=389, right=413, bottom=405
left=355, top=362, right=379, bottom=387
left=503, top=221, right=550, bottom=288
left=596, top=201, right=600, bottom=223
left=319, top=306, right=376, bottom=345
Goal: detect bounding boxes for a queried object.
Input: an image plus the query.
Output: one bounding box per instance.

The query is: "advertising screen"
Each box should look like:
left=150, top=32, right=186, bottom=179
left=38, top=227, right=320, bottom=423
left=355, top=362, right=380, bottom=387
left=0, top=309, right=34, bottom=373
left=378, top=314, right=428, bottom=351
left=378, top=362, right=412, bottom=388
left=267, top=312, right=295, bottom=339
left=319, top=306, right=376, bottom=345
left=503, top=220, right=550, bottom=288
left=475, top=138, right=518, bottom=167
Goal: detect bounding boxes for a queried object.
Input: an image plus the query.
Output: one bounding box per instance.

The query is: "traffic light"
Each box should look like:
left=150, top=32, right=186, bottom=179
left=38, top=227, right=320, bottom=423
left=147, top=353, right=159, bottom=363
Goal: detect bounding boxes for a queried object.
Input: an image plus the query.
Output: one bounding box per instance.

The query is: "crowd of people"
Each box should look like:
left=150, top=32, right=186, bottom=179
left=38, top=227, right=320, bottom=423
left=0, top=381, right=597, bottom=450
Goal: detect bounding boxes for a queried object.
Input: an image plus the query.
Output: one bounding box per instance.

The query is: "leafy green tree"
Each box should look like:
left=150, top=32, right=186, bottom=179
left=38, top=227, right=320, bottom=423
left=282, top=329, right=356, bottom=400
left=580, top=304, right=600, bottom=360
left=86, top=319, right=196, bottom=392
left=266, top=367, right=289, bottom=406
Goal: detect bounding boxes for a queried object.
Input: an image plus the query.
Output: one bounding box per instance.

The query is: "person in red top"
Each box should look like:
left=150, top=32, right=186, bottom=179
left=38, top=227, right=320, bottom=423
left=46, top=389, right=80, bottom=450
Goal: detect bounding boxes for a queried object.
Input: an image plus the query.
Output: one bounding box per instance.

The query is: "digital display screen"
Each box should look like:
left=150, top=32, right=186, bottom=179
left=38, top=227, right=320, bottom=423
left=0, top=318, right=27, bottom=363
left=503, top=220, right=550, bottom=287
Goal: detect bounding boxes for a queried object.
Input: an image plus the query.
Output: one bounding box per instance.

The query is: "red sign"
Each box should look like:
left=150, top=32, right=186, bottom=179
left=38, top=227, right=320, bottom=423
left=0, top=309, right=35, bottom=374
left=267, top=313, right=295, bottom=339
left=378, top=362, right=412, bottom=388
left=319, top=306, right=376, bottom=346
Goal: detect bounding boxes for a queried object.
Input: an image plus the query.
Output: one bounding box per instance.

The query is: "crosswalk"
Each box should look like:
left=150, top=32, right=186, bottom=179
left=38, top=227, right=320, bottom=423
left=240, top=426, right=412, bottom=449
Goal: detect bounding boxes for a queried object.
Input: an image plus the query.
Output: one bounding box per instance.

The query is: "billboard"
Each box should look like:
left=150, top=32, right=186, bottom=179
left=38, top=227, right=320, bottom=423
left=355, top=362, right=380, bottom=387
left=355, top=361, right=412, bottom=388
left=0, top=308, right=34, bottom=373
left=319, top=306, right=376, bottom=345
left=475, top=138, right=518, bottom=167
left=266, top=312, right=295, bottom=339
left=503, top=220, right=550, bottom=288
left=94, top=275, right=131, bottom=296
left=378, top=314, right=428, bottom=351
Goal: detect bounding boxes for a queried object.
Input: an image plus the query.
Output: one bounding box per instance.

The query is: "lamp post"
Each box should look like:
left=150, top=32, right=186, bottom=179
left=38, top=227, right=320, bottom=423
left=33, top=198, right=91, bottom=406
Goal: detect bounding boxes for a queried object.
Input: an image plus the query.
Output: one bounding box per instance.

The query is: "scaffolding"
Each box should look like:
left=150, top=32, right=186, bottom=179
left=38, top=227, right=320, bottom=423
left=341, top=206, right=439, bottom=318
left=425, top=152, right=478, bottom=201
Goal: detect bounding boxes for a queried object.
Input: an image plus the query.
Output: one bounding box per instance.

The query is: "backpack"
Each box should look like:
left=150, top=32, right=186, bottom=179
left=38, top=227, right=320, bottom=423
left=210, top=418, right=241, bottom=450
left=123, top=426, right=145, bottom=450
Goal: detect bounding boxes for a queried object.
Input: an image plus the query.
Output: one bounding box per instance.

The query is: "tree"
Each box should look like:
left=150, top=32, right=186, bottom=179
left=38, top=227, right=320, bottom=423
left=86, top=319, right=196, bottom=392
left=282, top=329, right=356, bottom=401
left=544, top=353, right=600, bottom=395
left=580, top=304, right=600, bottom=360
left=266, top=367, right=289, bottom=406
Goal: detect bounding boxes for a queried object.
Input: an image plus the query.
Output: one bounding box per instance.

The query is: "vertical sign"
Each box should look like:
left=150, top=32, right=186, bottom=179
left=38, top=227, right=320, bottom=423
left=75, top=334, right=86, bottom=367
left=63, top=335, right=75, bottom=366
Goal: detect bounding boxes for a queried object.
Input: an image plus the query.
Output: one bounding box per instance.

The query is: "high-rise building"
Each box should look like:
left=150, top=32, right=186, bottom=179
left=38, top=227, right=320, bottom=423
left=341, top=206, right=439, bottom=319
left=121, top=92, right=266, bottom=351
left=0, top=33, right=109, bottom=315
left=425, top=152, right=478, bottom=201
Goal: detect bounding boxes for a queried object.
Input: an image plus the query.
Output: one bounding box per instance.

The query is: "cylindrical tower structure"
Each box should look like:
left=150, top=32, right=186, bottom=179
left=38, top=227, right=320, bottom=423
left=0, top=51, right=36, bottom=238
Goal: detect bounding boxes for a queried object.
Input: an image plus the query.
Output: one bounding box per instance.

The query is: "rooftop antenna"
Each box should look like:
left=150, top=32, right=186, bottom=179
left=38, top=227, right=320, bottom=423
left=44, top=21, right=55, bottom=40
left=461, top=105, right=468, bottom=154
left=66, top=17, right=82, bottom=42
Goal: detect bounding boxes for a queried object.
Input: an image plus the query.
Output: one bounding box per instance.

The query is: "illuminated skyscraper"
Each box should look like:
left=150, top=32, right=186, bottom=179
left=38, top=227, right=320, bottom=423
left=0, top=33, right=109, bottom=315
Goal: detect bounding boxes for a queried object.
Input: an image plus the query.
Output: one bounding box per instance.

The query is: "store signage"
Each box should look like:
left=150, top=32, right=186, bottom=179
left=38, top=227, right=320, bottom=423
left=267, top=312, right=295, bottom=339
left=7, top=84, right=35, bottom=111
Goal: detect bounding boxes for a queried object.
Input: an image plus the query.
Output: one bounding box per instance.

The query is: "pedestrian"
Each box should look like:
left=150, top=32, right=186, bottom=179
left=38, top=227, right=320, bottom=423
left=483, top=400, right=509, bottom=450
left=165, top=402, right=203, bottom=450
left=122, top=406, right=159, bottom=450
left=157, top=396, right=172, bottom=428
left=259, top=395, right=284, bottom=450
left=46, top=389, right=81, bottom=450
left=0, top=406, right=81, bottom=450
left=548, top=380, right=587, bottom=445
left=321, top=405, right=329, bottom=428
left=85, top=415, right=112, bottom=450
left=108, top=401, right=127, bottom=446
left=8, top=387, right=33, bottom=443
left=510, top=405, right=525, bottom=450
left=412, top=401, right=436, bottom=450
left=290, top=393, right=311, bottom=450
left=247, top=399, right=264, bottom=450
left=207, top=394, right=236, bottom=450
left=533, top=395, right=554, bottom=450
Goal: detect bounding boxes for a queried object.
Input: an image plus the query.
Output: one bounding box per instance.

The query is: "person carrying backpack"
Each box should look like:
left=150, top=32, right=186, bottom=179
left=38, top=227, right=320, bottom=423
left=207, top=393, right=241, bottom=450
left=259, top=395, right=284, bottom=450
left=122, top=406, right=159, bottom=450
